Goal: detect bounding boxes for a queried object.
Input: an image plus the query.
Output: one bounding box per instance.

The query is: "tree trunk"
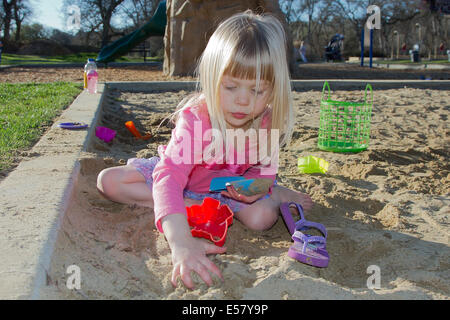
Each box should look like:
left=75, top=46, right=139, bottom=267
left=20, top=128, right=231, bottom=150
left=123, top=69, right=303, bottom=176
left=3, top=16, right=12, bottom=44
left=15, top=21, right=21, bottom=41
left=307, top=13, right=312, bottom=43
left=13, top=2, right=22, bottom=41
left=101, top=19, right=111, bottom=48
left=99, top=1, right=121, bottom=48
left=2, top=0, right=16, bottom=46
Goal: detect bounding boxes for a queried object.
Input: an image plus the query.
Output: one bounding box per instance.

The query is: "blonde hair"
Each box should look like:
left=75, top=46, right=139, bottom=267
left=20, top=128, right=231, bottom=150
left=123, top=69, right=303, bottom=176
left=196, top=10, right=294, bottom=147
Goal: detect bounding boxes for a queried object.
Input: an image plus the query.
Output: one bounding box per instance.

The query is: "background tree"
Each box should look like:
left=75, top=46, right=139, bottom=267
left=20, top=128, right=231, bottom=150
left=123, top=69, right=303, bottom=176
left=2, top=0, right=16, bottom=46
left=300, top=0, right=322, bottom=44
left=119, top=0, right=163, bottom=57
left=0, top=6, right=5, bottom=36
left=49, top=29, right=73, bottom=46
left=280, top=0, right=445, bottom=60
left=279, top=0, right=300, bottom=25
left=63, top=0, right=126, bottom=48
left=323, top=0, right=368, bottom=41
left=18, top=23, right=50, bottom=41
left=120, top=0, right=160, bottom=29
left=13, top=0, right=32, bottom=41
left=414, top=0, right=449, bottom=58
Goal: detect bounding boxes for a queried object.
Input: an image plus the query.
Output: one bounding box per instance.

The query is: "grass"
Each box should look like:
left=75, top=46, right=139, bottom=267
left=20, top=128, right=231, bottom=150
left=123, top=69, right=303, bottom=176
left=0, top=82, right=83, bottom=172
left=0, top=53, right=162, bottom=65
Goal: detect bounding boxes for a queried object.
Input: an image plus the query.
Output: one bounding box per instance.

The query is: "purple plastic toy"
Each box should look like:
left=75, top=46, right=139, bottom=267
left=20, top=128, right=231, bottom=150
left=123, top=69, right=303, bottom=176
left=95, top=126, right=116, bottom=143
left=58, top=122, right=88, bottom=130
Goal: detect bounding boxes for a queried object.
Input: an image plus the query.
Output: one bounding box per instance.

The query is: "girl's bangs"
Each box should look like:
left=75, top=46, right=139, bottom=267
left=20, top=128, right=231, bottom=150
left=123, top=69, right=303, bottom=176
left=224, top=46, right=274, bottom=83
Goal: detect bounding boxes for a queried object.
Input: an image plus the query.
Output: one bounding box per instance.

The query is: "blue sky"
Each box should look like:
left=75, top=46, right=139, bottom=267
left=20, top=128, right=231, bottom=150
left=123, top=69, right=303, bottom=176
left=30, top=0, right=128, bottom=31
left=30, top=0, right=65, bottom=30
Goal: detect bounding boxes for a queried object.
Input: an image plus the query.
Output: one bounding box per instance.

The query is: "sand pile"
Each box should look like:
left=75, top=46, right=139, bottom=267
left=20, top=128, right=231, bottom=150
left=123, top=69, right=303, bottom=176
left=41, top=86, right=449, bottom=299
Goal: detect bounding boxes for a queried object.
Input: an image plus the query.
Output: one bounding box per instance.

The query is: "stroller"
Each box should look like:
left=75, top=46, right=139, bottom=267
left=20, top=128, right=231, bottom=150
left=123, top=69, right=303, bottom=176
left=324, top=34, right=345, bottom=62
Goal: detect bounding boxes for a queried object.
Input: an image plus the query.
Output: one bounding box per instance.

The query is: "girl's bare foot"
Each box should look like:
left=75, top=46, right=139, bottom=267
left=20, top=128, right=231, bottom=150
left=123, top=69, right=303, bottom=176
left=273, top=185, right=313, bottom=211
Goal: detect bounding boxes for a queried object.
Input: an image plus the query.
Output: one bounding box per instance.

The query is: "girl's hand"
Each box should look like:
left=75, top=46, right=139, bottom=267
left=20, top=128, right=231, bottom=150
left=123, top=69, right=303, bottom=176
left=161, top=214, right=226, bottom=290
left=170, top=237, right=226, bottom=289
left=221, top=184, right=267, bottom=204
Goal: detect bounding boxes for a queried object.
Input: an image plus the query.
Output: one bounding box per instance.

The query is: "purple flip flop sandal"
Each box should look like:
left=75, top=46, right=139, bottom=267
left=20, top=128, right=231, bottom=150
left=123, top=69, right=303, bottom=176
left=280, top=202, right=329, bottom=268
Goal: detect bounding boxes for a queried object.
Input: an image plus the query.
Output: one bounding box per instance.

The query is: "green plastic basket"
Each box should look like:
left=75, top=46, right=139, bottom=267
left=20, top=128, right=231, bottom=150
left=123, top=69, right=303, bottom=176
left=318, top=81, right=373, bottom=153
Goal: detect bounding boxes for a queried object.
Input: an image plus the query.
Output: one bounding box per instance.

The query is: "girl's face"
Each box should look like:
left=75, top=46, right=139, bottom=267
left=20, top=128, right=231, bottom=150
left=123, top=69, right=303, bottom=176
left=219, top=75, right=272, bottom=129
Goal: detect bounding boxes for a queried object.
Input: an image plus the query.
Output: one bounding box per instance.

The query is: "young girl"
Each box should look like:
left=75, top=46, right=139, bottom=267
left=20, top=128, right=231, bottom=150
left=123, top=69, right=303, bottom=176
left=97, top=10, right=313, bottom=290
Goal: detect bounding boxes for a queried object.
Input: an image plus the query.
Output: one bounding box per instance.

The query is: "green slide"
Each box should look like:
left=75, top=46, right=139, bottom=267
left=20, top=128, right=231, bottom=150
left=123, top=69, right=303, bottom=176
left=96, top=0, right=166, bottom=63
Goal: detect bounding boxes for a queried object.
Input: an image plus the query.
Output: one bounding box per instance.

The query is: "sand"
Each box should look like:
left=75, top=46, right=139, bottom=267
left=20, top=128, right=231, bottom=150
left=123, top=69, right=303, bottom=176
left=41, top=86, right=449, bottom=300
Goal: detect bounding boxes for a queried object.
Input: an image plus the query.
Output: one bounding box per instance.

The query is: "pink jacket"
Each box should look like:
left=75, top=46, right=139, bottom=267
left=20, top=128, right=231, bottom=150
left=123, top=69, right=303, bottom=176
left=152, top=100, right=277, bottom=232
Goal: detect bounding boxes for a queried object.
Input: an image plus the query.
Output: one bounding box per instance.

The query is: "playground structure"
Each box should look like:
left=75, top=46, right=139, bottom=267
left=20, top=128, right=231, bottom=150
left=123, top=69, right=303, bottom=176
left=360, top=27, right=375, bottom=68
left=96, top=1, right=167, bottom=64
left=97, top=0, right=297, bottom=77
left=163, top=0, right=296, bottom=76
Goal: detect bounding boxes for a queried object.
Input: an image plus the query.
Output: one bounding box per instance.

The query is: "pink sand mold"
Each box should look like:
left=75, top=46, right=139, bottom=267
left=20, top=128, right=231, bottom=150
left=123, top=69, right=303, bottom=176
left=95, top=126, right=116, bottom=143
left=185, top=197, right=234, bottom=247
left=280, top=202, right=329, bottom=268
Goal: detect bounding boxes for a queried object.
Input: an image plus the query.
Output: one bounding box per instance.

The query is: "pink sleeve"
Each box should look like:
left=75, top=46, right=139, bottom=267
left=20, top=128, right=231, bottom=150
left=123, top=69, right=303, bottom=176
left=152, top=107, right=202, bottom=233
left=243, top=165, right=276, bottom=181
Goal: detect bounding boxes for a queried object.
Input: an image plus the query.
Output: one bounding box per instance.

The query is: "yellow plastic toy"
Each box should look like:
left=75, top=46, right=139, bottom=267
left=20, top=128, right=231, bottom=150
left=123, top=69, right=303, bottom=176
left=298, top=156, right=329, bottom=174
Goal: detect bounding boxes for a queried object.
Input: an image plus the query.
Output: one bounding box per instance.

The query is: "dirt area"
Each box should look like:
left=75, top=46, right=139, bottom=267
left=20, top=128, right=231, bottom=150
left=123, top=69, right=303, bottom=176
left=1, top=63, right=449, bottom=83
left=0, top=64, right=192, bottom=83
left=39, top=87, right=449, bottom=299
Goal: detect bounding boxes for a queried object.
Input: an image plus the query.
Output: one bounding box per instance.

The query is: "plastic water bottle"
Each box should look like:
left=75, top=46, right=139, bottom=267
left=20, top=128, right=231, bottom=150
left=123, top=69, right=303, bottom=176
left=87, top=69, right=98, bottom=94
left=84, top=58, right=97, bottom=90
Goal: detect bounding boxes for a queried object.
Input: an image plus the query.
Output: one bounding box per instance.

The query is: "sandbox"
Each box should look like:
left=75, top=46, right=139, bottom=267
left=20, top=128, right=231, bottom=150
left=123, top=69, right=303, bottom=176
left=1, top=81, right=449, bottom=299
